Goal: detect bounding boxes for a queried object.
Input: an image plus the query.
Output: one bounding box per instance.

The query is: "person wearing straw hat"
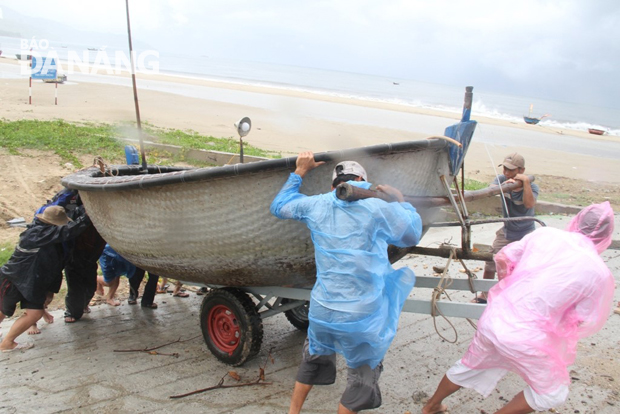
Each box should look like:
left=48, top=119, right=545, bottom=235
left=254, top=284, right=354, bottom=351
left=473, top=152, right=539, bottom=304
left=0, top=205, right=91, bottom=352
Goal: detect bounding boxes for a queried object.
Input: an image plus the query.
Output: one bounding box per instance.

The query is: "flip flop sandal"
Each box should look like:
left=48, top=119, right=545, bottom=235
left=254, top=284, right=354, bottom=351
left=172, top=292, right=190, bottom=298
left=141, top=303, right=158, bottom=309
left=128, top=298, right=138, bottom=305
left=472, top=297, right=488, bottom=304
left=1, top=342, right=34, bottom=353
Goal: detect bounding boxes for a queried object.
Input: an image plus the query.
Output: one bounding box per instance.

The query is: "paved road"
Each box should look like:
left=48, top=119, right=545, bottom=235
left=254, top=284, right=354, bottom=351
left=1, top=214, right=619, bottom=413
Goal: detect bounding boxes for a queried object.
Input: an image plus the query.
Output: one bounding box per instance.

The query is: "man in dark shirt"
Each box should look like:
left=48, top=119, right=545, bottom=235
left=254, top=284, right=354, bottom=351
left=0, top=206, right=90, bottom=352
left=474, top=152, right=539, bottom=303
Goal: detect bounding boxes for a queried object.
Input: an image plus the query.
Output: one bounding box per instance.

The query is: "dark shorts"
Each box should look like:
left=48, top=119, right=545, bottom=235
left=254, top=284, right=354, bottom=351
left=296, top=338, right=383, bottom=412
left=0, top=278, right=44, bottom=317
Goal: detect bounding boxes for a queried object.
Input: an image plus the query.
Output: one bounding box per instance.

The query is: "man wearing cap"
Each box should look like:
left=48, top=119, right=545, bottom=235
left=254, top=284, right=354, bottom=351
left=475, top=152, right=539, bottom=303
left=0, top=205, right=91, bottom=352
left=271, top=151, right=422, bottom=414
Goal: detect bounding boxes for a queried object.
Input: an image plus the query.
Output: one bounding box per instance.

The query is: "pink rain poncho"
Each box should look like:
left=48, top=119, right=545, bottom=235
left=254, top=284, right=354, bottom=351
left=462, top=201, right=615, bottom=395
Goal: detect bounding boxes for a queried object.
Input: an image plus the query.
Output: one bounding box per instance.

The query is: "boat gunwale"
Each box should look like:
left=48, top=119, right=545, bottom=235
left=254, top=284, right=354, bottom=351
left=62, top=138, right=449, bottom=192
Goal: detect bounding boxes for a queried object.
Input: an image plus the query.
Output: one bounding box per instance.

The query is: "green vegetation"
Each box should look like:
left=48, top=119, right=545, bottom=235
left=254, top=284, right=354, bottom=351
left=0, top=243, right=13, bottom=267
left=0, top=119, right=280, bottom=168
left=462, top=178, right=487, bottom=191
left=0, top=119, right=121, bottom=167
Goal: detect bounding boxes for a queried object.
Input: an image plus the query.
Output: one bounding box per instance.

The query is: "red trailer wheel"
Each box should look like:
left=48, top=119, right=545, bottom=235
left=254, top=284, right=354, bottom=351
left=208, top=304, right=242, bottom=353
left=200, top=288, right=263, bottom=366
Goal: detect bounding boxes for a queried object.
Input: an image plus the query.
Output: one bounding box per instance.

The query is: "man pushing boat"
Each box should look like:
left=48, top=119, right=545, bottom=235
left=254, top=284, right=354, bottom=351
left=271, top=151, right=423, bottom=414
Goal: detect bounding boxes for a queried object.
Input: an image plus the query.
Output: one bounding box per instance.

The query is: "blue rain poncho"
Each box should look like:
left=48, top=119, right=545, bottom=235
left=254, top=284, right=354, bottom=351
left=270, top=173, right=422, bottom=368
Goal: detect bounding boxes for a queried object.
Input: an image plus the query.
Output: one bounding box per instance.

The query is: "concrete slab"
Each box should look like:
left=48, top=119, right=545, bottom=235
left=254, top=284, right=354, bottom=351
left=1, top=213, right=619, bottom=413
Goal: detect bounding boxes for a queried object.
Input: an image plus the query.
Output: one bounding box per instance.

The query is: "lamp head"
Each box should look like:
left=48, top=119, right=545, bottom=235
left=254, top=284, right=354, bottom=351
left=234, top=117, right=252, bottom=138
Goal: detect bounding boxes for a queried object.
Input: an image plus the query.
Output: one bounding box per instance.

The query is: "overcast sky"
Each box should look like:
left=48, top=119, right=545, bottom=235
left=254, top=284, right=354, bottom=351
left=2, top=0, right=619, bottom=108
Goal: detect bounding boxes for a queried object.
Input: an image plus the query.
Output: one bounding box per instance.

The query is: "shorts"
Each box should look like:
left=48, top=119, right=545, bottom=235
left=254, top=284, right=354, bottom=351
left=483, top=229, right=514, bottom=274
left=99, top=253, right=136, bottom=283
left=447, top=359, right=569, bottom=411
left=0, top=278, right=44, bottom=317
left=296, top=338, right=383, bottom=412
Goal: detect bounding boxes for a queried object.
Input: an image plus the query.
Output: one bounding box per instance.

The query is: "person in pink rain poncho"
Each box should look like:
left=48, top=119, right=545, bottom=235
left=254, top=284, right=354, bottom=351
left=423, top=201, right=615, bottom=414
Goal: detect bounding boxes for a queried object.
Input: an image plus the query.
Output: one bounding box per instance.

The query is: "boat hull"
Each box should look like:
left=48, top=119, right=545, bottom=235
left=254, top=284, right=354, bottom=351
left=588, top=128, right=605, bottom=135
left=63, top=139, right=458, bottom=287
left=523, top=116, right=540, bottom=125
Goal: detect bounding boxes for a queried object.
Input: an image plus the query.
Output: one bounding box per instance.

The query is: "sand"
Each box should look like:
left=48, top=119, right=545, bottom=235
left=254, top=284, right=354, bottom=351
left=1, top=56, right=619, bottom=179
left=1, top=55, right=619, bottom=246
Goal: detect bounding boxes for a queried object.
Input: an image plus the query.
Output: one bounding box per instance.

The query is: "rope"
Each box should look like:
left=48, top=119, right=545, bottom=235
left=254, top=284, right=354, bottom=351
left=92, top=157, right=118, bottom=177
left=430, top=246, right=478, bottom=343
left=484, top=144, right=510, bottom=218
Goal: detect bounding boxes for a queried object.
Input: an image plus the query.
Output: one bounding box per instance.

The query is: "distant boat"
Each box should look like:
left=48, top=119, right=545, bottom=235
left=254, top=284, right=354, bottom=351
left=393, top=82, right=400, bottom=85
left=15, top=53, right=32, bottom=60
left=87, top=47, right=100, bottom=51
left=43, top=74, right=68, bottom=84
left=523, top=104, right=550, bottom=125
left=588, top=128, right=605, bottom=136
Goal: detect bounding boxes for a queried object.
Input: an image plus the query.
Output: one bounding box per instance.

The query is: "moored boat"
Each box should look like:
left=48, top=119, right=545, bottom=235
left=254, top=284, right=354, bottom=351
left=588, top=128, right=605, bottom=135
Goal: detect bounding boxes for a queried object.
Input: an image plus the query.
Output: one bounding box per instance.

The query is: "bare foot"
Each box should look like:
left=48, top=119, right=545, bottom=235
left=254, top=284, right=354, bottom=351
left=422, top=403, right=448, bottom=414
left=106, top=298, right=121, bottom=306
left=43, top=310, right=54, bottom=324
left=27, top=324, right=41, bottom=335
left=84, top=306, right=91, bottom=314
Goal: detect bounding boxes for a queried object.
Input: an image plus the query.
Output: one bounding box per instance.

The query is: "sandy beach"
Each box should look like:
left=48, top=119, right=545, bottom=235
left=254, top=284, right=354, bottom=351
left=1, top=57, right=620, bottom=183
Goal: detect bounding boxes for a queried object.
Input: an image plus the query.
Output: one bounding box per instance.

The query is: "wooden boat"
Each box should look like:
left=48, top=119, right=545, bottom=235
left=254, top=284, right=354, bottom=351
left=523, top=104, right=549, bottom=124
left=62, top=88, right=477, bottom=289
left=523, top=116, right=541, bottom=125
left=43, top=74, right=67, bottom=84
left=588, top=128, right=605, bottom=135
left=15, top=53, right=32, bottom=60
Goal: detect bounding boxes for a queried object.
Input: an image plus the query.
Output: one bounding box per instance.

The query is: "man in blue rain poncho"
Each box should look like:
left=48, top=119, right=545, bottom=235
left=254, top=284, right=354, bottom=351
left=270, top=152, right=422, bottom=414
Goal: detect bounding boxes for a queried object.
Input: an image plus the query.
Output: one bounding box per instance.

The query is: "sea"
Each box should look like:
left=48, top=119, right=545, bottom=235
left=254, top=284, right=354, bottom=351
left=1, top=35, right=619, bottom=136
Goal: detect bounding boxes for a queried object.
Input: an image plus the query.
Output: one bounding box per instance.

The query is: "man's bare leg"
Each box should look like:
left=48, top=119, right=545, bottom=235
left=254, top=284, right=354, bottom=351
left=478, top=269, right=495, bottom=300
left=422, top=374, right=462, bottom=414
left=105, top=277, right=121, bottom=306
left=96, top=276, right=105, bottom=296
left=0, top=309, right=43, bottom=351
left=495, top=391, right=534, bottom=414
left=42, top=309, right=54, bottom=324
left=289, top=382, right=313, bottom=414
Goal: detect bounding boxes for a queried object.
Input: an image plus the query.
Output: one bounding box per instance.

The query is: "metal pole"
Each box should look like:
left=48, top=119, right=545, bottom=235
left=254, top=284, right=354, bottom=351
left=125, top=0, right=147, bottom=171
left=239, top=138, right=244, bottom=163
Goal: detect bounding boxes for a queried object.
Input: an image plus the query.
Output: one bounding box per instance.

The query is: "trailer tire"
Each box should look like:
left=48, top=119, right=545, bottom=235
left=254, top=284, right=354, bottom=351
left=282, top=299, right=310, bottom=331
left=200, top=288, right=263, bottom=366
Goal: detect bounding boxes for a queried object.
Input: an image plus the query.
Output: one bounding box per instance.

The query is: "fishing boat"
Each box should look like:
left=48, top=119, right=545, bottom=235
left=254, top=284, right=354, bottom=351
left=43, top=73, right=68, bottom=84
left=588, top=128, right=605, bottom=135
left=523, top=104, right=549, bottom=124
left=62, top=89, right=477, bottom=289
left=62, top=87, right=519, bottom=366
left=15, top=53, right=32, bottom=60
